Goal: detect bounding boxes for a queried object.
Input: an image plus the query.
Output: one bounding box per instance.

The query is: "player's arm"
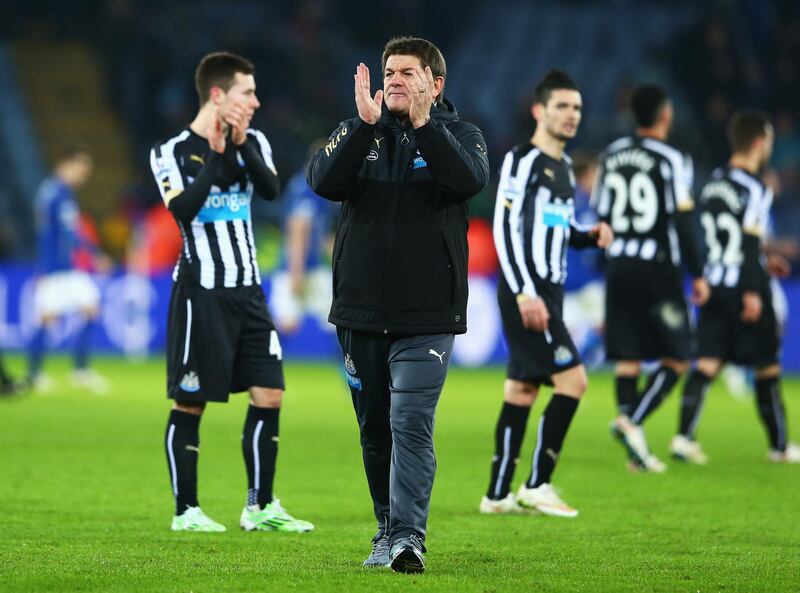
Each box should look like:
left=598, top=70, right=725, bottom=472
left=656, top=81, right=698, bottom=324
left=306, top=118, right=373, bottom=201
left=672, top=154, right=706, bottom=278
left=413, top=122, right=490, bottom=200
left=150, top=115, right=226, bottom=223
left=241, top=130, right=280, bottom=201
left=671, top=155, right=710, bottom=305
left=150, top=149, right=223, bottom=223
left=740, top=186, right=773, bottom=293
left=590, top=160, right=610, bottom=223
left=568, top=219, right=613, bottom=249
left=492, top=153, right=548, bottom=331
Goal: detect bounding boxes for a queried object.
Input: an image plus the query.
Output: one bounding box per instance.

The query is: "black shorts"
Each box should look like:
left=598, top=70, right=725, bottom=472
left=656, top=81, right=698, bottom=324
left=166, top=283, right=285, bottom=403
left=498, top=278, right=581, bottom=385
left=696, top=286, right=780, bottom=367
left=604, top=260, right=693, bottom=361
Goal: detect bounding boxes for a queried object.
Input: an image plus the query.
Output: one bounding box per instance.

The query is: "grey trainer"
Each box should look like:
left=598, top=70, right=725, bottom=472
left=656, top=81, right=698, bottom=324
left=363, top=526, right=390, bottom=568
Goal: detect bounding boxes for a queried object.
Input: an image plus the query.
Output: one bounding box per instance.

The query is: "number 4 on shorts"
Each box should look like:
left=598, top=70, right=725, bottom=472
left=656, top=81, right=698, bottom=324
left=269, top=330, right=283, bottom=361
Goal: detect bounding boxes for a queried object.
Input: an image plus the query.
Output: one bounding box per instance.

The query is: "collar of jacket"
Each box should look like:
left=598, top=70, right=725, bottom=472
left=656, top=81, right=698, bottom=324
left=378, top=97, right=460, bottom=129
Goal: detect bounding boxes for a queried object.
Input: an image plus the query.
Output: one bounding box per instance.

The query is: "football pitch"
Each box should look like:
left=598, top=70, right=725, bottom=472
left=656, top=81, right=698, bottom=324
left=1, top=356, right=798, bottom=593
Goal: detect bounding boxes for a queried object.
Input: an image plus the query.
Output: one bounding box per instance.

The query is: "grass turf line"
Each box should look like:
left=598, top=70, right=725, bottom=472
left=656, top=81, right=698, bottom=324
left=0, top=356, right=798, bottom=592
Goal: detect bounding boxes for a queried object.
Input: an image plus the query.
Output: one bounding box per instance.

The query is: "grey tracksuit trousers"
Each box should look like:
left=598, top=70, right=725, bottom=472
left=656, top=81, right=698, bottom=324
left=337, top=327, right=454, bottom=545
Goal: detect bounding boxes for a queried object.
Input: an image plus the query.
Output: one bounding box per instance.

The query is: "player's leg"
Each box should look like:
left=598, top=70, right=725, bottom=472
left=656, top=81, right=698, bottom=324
left=27, top=317, right=52, bottom=390
left=164, top=284, right=230, bottom=532
left=165, top=400, right=224, bottom=531
left=754, top=365, right=798, bottom=462
left=337, top=326, right=393, bottom=567
left=0, top=350, right=21, bottom=395
left=28, top=275, right=58, bottom=390
left=629, top=357, right=688, bottom=426
left=625, top=358, right=690, bottom=472
left=235, top=287, right=312, bottom=532
left=747, top=286, right=798, bottom=462
left=608, top=360, right=660, bottom=469
left=604, top=263, right=641, bottom=419
left=69, top=270, right=107, bottom=393
left=482, top=379, right=538, bottom=513
left=70, top=304, right=108, bottom=394
left=386, top=332, right=454, bottom=573
left=516, top=364, right=586, bottom=518
left=614, top=360, right=640, bottom=419
left=671, top=358, right=722, bottom=464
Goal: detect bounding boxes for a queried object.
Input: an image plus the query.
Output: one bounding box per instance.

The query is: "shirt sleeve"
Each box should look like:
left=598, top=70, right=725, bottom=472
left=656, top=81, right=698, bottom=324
left=149, top=142, right=223, bottom=223
left=413, top=120, right=490, bottom=201
left=492, top=151, right=538, bottom=298
left=306, top=118, right=374, bottom=202
left=674, top=153, right=695, bottom=212
left=241, top=130, right=280, bottom=201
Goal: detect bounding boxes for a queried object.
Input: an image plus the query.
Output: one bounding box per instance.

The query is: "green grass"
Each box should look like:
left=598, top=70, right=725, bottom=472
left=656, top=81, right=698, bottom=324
left=1, top=356, right=798, bottom=593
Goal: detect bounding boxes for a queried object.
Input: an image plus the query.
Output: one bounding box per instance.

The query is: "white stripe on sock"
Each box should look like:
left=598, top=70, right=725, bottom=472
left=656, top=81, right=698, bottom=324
left=493, top=426, right=512, bottom=499
left=687, top=382, right=711, bottom=437
left=529, top=417, right=545, bottom=487
left=631, top=370, right=666, bottom=424
left=166, top=423, right=178, bottom=496
left=253, top=419, right=264, bottom=498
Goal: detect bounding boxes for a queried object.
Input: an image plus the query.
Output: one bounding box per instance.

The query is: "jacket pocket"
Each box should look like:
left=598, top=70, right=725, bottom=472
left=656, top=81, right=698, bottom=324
left=385, top=226, right=455, bottom=312
left=334, top=223, right=386, bottom=307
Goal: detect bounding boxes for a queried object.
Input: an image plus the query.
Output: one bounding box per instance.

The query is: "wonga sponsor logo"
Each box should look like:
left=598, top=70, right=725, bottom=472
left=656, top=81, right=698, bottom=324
left=196, top=191, right=251, bottom=223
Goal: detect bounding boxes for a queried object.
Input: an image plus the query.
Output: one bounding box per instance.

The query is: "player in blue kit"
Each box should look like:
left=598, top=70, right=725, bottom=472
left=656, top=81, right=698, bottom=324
left=270, top=141, right=338, bottom=335
left=28, top=144, right=109, bottom=394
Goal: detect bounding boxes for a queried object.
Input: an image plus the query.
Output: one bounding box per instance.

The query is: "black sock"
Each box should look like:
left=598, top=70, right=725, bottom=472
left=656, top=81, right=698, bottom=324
left=755, top=376, right=787, bottom=451
left=527, top=394, right=579, bottom=488
left=0, top=356, right=12, bottom=386
left=487, top=402, right=531, bottom=500
left=616, top=375, right=638, bottom=417
left=242, top=405, right=280, bottom=508
left=165, top=410, right=201, bottom=515
left=630, top=366, right=680, bottom=425
left=678, top=370, right=712, bottom=438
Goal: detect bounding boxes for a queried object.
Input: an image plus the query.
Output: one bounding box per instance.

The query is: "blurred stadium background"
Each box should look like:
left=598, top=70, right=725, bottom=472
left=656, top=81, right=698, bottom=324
left=0, top=0, right=799, bottom=370
left=2, top=3, right=800, bottom=592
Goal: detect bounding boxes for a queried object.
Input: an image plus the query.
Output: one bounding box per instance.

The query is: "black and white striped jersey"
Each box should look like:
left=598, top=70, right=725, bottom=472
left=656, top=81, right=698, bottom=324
left=594, top=136, right=694, bottom=267
left=699, top=167, right=771, bottom=289
left=493, top=143, right=593, bottom=297
left=150, top=128, right=276, bottom=289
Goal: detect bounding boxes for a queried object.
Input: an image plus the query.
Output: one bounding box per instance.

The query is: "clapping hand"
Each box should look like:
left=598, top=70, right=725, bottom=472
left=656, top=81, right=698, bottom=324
left=207, top=106, right=227, bottom=154
left=222, top=101, right=252, bottom=146
left=408, top=65, right=435, bottom=129
left=354, top=63, right=383, bottom=124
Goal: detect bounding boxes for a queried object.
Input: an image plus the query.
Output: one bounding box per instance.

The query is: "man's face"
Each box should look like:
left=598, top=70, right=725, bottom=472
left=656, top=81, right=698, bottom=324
left=383, top=54, right=443, bottom=116
left=61, top=155, right=94, bottom=188
left=535, top=89, right=582, bottom=141
left=217, top=72, right=260, bottom=123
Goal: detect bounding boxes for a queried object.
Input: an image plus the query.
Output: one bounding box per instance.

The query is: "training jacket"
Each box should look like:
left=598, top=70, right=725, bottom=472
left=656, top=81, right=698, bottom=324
left=307, top=98, right=489, bottom=335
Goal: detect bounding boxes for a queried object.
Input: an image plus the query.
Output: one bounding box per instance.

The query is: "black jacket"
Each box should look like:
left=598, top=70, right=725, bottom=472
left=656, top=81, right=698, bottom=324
left=307, top=99, right=490, bottom=334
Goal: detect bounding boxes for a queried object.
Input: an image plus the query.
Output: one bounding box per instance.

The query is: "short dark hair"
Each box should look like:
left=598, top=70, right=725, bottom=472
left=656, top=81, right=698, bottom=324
left=631, top=84, right=669, bottom=127
left=54, top=142, right=91, bottom=165
left=534, top=69, right=579, bottom=105
left=194, top=51, right=255, bottom=104
left=727, top=110, right=771, bottom=153
left=381, top=36, right=447, bottom=80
